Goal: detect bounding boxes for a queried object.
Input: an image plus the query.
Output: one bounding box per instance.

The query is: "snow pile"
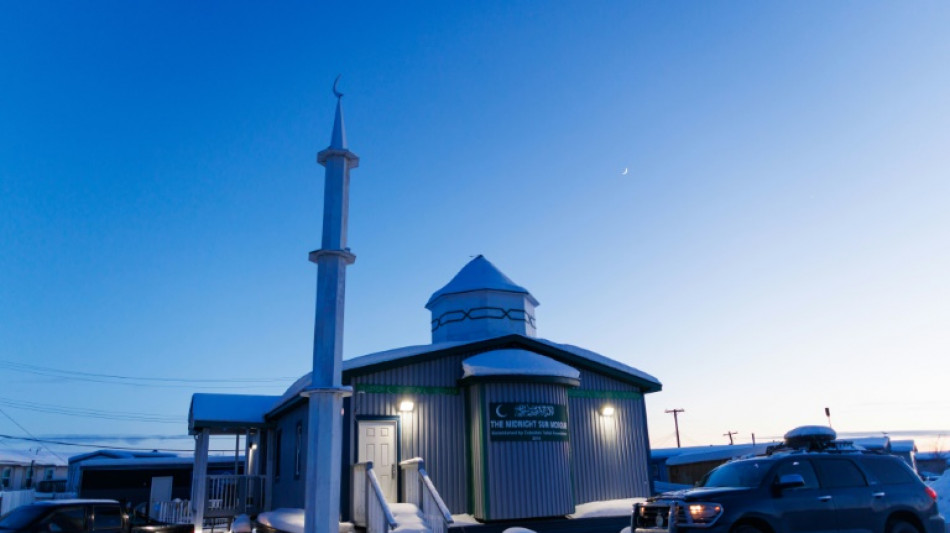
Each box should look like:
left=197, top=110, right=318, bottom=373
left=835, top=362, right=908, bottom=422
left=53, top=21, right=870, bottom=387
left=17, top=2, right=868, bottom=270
left=256, top=509, right=304, bottom=533
left=230, top=515, right=252, bottom=533
left=568, top=498, right=645, bottom=518
left=450, top=514, right=480, bottom=525
left=928, top=472, right=950, bottom=524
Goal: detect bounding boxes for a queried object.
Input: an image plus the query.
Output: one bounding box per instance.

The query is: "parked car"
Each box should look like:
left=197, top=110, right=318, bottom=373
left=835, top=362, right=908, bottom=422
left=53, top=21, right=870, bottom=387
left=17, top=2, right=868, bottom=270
left=632, top=426, right=945, bottom=533
left=0, top=500, right=193, bottom=533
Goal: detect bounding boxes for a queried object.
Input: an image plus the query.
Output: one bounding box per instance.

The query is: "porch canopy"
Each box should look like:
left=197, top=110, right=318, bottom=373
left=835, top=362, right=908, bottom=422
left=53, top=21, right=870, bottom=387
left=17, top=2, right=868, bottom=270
left=188, top=393, right=278, bottom=435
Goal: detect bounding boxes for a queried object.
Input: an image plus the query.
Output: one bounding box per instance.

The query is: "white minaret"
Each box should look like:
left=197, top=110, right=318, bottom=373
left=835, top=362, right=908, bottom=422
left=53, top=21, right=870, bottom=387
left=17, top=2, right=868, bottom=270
left=303, top=78, right=357, bottom=533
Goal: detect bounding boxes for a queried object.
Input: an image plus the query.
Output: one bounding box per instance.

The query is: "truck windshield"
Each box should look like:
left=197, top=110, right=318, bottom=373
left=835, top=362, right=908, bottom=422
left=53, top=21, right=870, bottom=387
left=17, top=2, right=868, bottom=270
left=701, top=459, right=771, bottom=488
left=0, top=505, right=47, bottom=529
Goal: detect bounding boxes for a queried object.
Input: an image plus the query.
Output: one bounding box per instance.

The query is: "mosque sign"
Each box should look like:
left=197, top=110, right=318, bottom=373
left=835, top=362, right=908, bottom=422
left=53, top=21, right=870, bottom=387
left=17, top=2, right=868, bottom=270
left=488, top=403, right=569, bottom=442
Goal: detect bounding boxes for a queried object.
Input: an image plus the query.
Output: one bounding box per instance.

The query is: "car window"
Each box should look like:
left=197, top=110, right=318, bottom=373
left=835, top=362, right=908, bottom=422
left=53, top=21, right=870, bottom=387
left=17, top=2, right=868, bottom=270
left=860, top=457, right=918, bottom=485
left=816, top=458, right=868, bottom=488
left=772, top=459, right=819, bottom=489
left=702, top=459, right=771, bottom=488
left=40, top=507, right=86, bottom=533
left=92, top=506, right=122, bottom=530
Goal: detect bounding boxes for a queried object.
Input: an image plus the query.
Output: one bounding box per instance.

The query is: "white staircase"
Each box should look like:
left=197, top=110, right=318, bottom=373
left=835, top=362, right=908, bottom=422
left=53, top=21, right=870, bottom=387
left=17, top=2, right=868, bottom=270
left=351, top=458, right=452, bottom=533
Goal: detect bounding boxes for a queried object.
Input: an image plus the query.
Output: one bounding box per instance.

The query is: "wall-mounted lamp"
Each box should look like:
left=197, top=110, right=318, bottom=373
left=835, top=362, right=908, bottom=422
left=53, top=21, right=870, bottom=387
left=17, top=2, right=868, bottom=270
left=399, top=400, right=415, bottom=412
left=601, top=405, right=615, bottom=417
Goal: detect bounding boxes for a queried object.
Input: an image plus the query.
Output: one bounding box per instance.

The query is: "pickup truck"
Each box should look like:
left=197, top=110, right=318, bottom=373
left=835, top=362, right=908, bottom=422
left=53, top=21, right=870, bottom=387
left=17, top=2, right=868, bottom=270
left=0, top=500, right=193, bottom=533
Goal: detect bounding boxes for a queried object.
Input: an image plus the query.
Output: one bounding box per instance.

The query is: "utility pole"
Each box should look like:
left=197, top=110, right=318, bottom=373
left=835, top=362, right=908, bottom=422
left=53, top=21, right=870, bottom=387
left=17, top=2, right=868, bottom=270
left=825, top=407, right=832, bottom=428
left=665, top=408, right=685, bottom=448
left=724, top=431, right=737, bottom=445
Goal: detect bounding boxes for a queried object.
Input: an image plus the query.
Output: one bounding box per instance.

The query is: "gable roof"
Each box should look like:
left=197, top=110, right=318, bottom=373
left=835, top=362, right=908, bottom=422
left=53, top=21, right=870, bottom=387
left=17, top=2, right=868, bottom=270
left=268, top=333, right=660, bottom=417
left=426, top=255, right=538, bottom=308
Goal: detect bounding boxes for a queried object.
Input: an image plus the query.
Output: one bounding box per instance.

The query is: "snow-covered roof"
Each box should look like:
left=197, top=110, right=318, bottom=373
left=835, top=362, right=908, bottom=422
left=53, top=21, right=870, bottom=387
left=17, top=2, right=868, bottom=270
left=268, top=334, right=660, bottom=416
left=851, top=437, right=890, bottom=451
left=462, top=349, right=580, bottom=381
left=531, top=338, right=660, bottom=388
left=69, top=450, right=177, bottom=464
left=890, top=439, right=917, bottom=453
left=426, top=255, right=537, bottom=308
left=189, top=393, right=279, bottom=433
left=665, top=443, right=773, bottom=466
left=79, top=455, right=240, bottom=469
left=0, top=449, right=65, bottom=466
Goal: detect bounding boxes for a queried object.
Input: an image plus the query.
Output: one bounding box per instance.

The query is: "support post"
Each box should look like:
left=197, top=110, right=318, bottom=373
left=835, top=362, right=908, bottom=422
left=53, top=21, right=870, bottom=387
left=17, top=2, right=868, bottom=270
left=264, top=429, right=275, bottom=511
left=191, top=428, right=210, bottom=533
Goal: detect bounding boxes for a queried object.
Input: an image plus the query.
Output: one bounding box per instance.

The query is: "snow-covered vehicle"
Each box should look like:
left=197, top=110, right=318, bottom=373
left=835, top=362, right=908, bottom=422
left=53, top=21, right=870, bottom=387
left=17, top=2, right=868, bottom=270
left=632, top=426, right=945, bottom=533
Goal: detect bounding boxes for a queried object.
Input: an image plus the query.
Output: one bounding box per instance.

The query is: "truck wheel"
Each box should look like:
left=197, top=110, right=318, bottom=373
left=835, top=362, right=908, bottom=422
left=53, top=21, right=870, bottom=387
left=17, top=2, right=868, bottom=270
left=887, top=520, right=921, bottom=533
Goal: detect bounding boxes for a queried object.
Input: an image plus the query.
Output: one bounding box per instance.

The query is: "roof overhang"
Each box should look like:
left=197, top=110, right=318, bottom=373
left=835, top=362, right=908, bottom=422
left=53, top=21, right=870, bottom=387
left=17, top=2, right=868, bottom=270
left=189, top=393, right=278, bottom=435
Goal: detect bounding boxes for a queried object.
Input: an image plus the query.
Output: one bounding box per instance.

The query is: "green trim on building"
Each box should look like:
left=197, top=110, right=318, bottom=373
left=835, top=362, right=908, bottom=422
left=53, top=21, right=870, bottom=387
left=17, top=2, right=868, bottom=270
left=354, top=384, right=460, bottom=396
left=568, top=389, right=643, bottom=400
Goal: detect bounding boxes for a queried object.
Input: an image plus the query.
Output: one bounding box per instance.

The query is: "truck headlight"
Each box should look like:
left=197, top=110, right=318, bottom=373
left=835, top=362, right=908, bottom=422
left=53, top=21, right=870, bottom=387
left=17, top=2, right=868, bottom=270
left=686, top=503, right=723, bottom=525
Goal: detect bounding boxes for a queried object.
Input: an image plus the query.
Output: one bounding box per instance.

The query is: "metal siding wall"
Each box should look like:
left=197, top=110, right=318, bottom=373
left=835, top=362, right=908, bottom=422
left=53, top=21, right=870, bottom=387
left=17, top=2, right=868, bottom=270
left=569, top=369, right=652, bottom=504
left=482, top=382, right=573, bottom=521
left=349, top=353, right=469, bottom=514
left=271, top=402, right=308, bottom=509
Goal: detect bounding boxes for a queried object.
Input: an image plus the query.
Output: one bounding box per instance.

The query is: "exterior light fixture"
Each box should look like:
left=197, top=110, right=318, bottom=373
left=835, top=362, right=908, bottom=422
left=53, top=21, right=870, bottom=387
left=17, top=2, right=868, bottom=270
left=399, top=400, right=414, bottom=412
left=601, top=405, right=615, bottom=417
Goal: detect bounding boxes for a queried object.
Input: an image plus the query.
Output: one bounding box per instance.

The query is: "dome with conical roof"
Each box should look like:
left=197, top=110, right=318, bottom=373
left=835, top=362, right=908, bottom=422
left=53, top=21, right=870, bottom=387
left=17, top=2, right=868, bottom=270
left=426, top=256, right=539, bottom=343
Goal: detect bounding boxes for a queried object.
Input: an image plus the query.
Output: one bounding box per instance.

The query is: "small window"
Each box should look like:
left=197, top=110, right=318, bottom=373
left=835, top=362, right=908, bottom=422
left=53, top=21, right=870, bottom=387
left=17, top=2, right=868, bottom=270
left=92, top=506, right=122, bottom=530
left=772, top=459, right=819, bottom=490
left=294, top=422, right=303, bottom=479
left=816, top=458, right=867, bottom=488
left=1, top=468, right=11, bottom=488
left=45, top=468, right=55, bottom=481
left=274, top=429, right=282, bottom=481
left=861, top=457, right=917, bottom=485
left=41, top=507, right=86, bottom=533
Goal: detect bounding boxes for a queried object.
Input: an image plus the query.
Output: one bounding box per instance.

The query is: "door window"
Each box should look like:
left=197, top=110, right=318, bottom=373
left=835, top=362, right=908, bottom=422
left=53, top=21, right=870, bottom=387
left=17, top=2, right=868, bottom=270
left=816, top=458, right=867, bottom=488
left=772, top=459, right=819, bottom=489
left=41, top=507, right=86, bottom=533
left=92, top=506, right=123, bottom=531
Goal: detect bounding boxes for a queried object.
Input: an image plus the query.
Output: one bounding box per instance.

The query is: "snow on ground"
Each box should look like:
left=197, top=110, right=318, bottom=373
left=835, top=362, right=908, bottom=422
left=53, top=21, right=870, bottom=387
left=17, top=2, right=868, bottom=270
left=926, top=471, right=950, bottom=524
left=451, top=514, right=481, bottom=525
left=255, top=509, right=304, bottom=533
left=568, top=498, right=645, bottom=518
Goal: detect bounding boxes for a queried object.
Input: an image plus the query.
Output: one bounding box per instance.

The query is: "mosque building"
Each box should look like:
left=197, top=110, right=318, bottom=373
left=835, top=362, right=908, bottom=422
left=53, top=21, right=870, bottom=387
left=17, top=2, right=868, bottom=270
left=186, top=86, right=661, bottom=531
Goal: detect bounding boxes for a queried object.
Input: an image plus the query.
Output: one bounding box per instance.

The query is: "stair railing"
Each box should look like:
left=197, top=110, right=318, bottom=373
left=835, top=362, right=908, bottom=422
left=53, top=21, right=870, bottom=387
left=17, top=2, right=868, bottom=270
left=399, top=458, right=453, bottom=533
left=351, top=462, right=396, bottom=533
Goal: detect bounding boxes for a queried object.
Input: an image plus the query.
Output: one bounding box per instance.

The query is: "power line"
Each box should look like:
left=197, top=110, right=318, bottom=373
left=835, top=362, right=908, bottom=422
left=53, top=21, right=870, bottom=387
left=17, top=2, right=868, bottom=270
left=0, top=359, right=297, bottom=387
left=0, top=433, right=234, bottom=453
left=0, top=396, right=180, bottom=423
left=0, top=408, right=67, bottom=463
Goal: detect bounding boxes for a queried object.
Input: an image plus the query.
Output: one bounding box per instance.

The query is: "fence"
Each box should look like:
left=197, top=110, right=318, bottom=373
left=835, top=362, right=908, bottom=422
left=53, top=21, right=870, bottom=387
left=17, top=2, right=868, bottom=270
left=0, top=490, right=36, bottom=515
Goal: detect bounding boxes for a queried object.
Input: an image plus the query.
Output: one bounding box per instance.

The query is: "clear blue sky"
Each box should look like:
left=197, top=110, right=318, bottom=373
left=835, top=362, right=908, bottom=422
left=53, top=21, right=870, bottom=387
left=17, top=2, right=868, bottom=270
left=1, top=2, right=948, bottom=460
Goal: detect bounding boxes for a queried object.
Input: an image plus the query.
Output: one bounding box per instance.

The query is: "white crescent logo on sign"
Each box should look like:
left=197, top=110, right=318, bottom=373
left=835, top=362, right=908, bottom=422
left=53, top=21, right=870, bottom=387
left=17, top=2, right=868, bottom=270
left=495, top=405, right=507, bottom=418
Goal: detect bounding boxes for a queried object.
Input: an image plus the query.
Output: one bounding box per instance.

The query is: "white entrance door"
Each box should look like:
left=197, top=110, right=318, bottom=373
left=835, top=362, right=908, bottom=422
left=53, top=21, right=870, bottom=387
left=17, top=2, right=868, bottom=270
left=149, top=476, right=174, bottom=517
left=357, top=420, right=398, bottom=502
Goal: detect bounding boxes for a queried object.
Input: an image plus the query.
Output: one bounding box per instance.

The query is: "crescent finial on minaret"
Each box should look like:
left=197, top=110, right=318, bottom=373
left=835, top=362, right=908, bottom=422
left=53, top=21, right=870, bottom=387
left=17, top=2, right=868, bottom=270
left=332, top=75, right=343, bottom=99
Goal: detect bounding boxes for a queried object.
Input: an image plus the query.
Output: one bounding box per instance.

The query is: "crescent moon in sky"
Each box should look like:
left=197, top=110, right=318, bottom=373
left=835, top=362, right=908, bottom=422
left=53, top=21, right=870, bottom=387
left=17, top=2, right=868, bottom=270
left=621, top=168, right=629, bottom=175
left=332, top=75, right=343, bottom=98
left=495, top=405, right=507, bottom=418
